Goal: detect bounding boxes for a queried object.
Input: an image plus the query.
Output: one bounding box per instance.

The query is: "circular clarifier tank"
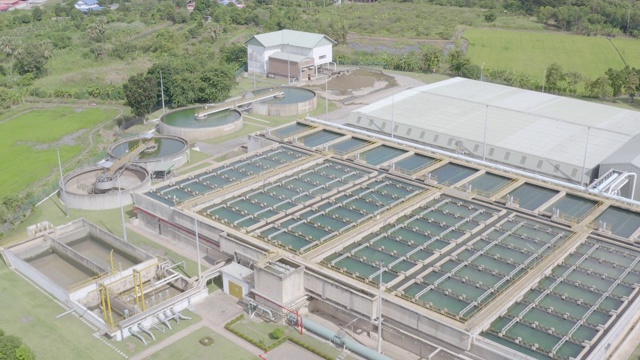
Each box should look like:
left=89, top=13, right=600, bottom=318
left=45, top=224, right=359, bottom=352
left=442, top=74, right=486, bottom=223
left=158, top=106, right=243, bottom=142
left=108, top=135, right=189, bottom=173
left=250, top=87, right=317, bottom=117
left=60, top=165, right=150, bottom=210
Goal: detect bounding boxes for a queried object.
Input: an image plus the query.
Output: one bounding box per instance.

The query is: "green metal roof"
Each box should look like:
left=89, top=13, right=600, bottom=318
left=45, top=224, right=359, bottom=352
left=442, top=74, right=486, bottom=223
left=246, top=29, right=336, bottom=49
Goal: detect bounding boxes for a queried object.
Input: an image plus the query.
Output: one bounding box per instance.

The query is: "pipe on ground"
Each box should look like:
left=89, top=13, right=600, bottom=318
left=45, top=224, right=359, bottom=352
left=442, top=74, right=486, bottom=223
left=289, top=314, right=392, bottom=360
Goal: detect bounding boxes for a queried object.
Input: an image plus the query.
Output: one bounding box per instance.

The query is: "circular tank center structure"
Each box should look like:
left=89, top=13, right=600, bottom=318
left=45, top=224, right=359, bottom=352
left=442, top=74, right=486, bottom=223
left=250, top=87, right=317, bottom=117
left=159, top=106, right=243, bottom=142
left=108, top=135, right=189, bottom=173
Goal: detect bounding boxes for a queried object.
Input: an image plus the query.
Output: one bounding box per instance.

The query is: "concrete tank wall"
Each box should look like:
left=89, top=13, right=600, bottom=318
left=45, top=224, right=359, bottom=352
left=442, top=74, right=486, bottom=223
left=61, top=165, right=151, bottom=211
left=108, top=135, right=190, bottom=173
left=305, top=271, right=376, bottom=318
left=383, top=298, right=472, bottom=351
left=158, top=109, right=243, bottom=142
left=252, top=92, right=317, bottom=117
left=2, top=249, right=69, bottom=302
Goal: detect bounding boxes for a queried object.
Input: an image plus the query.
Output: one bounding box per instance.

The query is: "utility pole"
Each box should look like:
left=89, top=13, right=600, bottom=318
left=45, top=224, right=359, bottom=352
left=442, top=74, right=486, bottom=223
left=542, top=69, right=547, bottom=93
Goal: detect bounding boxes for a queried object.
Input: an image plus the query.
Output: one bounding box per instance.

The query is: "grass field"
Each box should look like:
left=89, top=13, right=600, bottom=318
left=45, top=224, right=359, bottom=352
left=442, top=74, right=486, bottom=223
left=611, top=38, right=640, bottom=69
left=0, top=106, right=119, bottom=198
left=464, top=28, right=629, bottom=79
left=0, top=261, right=121, bottom=359
left=147, top=327, right=257, bottom=360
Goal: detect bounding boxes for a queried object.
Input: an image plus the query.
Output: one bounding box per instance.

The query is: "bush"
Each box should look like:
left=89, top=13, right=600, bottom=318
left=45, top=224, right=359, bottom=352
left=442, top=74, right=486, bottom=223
left=270, top=328, right=284, bottom=340
left=198, top=336, right=214, bottom=346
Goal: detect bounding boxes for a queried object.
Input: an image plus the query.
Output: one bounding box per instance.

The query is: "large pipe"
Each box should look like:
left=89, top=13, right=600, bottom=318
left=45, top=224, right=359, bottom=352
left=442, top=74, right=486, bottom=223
left=129, top=327, right=147, bottom=345
left=305, top=116, right=640, bottom=207
left=289, top=315, right=392, bottom=360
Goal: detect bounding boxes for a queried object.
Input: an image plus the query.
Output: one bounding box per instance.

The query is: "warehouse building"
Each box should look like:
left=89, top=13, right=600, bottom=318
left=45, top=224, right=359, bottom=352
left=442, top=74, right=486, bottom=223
left=349, top=77, right=640, bottom=201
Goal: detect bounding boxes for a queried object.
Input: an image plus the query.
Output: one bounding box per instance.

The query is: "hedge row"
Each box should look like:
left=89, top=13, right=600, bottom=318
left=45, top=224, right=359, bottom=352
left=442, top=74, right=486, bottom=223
left=224, top=314, right=334, bottom=358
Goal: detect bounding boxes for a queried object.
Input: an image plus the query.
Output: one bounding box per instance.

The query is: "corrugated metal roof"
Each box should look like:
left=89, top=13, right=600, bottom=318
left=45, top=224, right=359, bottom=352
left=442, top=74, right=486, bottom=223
left=246, top=29, right=336, bottom=49
left=350, top=77, right=640, bottom=171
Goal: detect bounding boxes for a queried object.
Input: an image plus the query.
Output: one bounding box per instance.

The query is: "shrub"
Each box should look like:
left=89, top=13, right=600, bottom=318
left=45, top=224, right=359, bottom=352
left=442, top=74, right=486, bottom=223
left=199, top=336, right=214, bottom=346
left=270, top=328, right=284, bottom=340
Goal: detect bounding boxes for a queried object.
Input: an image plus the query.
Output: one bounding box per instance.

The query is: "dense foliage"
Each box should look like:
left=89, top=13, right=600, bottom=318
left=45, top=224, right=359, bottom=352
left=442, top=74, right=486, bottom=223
left=0, top=329, right=35, bottom=360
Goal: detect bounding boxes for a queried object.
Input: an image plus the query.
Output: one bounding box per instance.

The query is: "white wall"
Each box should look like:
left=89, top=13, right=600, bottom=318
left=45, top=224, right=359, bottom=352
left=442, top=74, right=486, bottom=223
left=312, top=44, right=333, bottom=66
left=247, top=44, right=266, bottom=74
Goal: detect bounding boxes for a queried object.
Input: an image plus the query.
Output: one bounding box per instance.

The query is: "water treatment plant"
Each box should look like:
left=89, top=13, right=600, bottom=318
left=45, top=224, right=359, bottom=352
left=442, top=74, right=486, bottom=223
left=6, top=77, right=640, bottom=360
left=124, top=109, right=640, bottom=360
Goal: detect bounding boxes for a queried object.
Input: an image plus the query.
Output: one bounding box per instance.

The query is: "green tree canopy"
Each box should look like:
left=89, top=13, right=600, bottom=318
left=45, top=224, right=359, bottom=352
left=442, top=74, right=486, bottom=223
left=123, top=73, right=158, bottom=117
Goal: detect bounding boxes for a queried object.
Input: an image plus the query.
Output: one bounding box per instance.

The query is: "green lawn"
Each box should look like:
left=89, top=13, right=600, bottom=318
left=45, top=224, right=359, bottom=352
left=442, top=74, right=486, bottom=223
left=231, top=319, right=357, bottom=360
left=0, top=106, right=119, bottom=198
left=0, top=261, right=121, bottom=359
left=464, top=28, right=628, bottom=79
left=148, top=326, right=257, bottom=360
left=611, top=38, right=640, bottom=69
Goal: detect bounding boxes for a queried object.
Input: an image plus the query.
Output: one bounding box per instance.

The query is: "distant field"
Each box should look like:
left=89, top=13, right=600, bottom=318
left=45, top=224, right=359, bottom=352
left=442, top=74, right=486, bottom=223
left=0, top=106, right=118, bottom=198
left=464, top=28, right=629, bottom=79
left=611, top=38, right=640, bottom=69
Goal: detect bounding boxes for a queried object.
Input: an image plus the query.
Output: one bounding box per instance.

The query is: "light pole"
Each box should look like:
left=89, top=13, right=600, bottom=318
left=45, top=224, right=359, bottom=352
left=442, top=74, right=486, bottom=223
left=482, top=105, right=488, bottom=161
left=390, top=94, right=395, bottom=140
left=580, top=126, right=590, bottom=187
left=117, top=175, right=127, bottom=242
left=377, top=261, right=383, bottom=354
left=195, top=217, right=202, bottom=280
left=542, top=69, right=547, bottom=93
left=57, top=149, right=68, bottom=217
left=160, top=71, right=166, bottom=113
left=480, top=62, right=484, bottom=82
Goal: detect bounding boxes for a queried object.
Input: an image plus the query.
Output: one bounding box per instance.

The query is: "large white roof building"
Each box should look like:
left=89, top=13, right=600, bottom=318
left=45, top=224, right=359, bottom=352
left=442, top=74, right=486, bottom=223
left=349, top=77, right=640, bottom=199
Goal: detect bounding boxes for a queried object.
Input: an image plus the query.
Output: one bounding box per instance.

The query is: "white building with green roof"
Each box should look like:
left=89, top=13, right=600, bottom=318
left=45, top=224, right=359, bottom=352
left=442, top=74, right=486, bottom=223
left=245, top=29, right=336, bottom=81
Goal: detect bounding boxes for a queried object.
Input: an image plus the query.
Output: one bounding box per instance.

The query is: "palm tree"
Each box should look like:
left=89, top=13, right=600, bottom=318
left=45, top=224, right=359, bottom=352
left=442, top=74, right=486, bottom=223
left=40, top=40, right=53, bottom=60
left=0, top=37, right=19, bottom=75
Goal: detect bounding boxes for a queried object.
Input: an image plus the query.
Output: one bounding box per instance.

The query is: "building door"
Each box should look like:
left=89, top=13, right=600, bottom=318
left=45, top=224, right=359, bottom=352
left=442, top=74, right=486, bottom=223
left=228, top=280, right=243, bottom=299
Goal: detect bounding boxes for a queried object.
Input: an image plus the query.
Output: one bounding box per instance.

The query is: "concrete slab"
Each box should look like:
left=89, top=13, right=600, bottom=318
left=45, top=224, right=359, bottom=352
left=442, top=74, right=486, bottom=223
left=266, top=341, right=325, bottom=360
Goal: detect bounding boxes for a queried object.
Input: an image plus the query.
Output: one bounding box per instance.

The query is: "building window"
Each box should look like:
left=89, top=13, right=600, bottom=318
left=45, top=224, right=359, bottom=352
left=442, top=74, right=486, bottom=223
left=488, top=148, right=495, bottom=157
left=356, top=116, right=362, bottom=124
left=520, top=156, right=527, bottom=165
left=394, top=125, right=399, bottom=133
left=319, top=55, right=327, bottom=59
left=433, top=134, right=439, bottom=142
left=571, top=168, right=578, bottom=178
left=447, top=138, right=454, bottom=146
left=473, top=144, right=479, bottom=153
left=420, top=131, right=425, bottom=139
left=406, top=128, right=412, bottom=136
left=553, top=164, right=560, bottom=173
left=504, top=152, right=510, bottom=161
left=537, top=160, right=543, bottom=169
